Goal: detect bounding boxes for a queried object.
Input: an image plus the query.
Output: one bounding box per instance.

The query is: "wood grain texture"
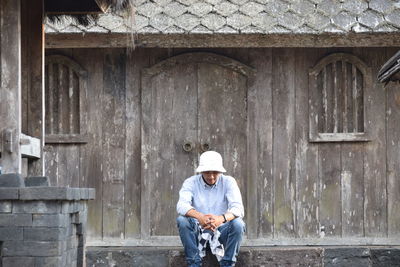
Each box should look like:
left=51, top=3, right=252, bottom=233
left=295, top=48, right=320, bottom=238
left=124, top=49, right=145, bottom=238
left=102, top=49, right=126, bottom=238
left=272, top=48, right=296, bottom=237
left=247, top=48, right=273, bottom=238
left=74, top=49, right=104, bottom=238
left=361, top=48, right=387, bottom=237
left=0, top=0, right=22, bottom=173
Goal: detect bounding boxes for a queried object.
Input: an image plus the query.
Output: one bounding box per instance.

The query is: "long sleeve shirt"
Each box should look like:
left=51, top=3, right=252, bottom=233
left=176, top=174, right=244, bottom=218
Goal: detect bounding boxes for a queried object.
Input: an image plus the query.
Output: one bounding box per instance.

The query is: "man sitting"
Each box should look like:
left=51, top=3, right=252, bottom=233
left=176, top=151, right=245, bottom=267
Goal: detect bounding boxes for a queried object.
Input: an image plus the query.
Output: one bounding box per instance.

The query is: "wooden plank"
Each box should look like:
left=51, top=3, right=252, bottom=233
left=360, top=48, right=387, bottom=237
left=74, top=48, right=104, bottom=239
left=341, top=143, right=364, bottom=236
left=46, top=33, right=400, bottom=49
left=124, top=49, right=145, bottom=238
left=272, top=48, right=296, bottom=237
left=319, top=144, right=342, bottom=237
left=102, top=49, right=126, bottom=238
left=20, top=133, right=41, bottom=159
left=295, top=48, right=320, bottom=238
left=44, top=144, right=59, bottom=186
left=247, top=48, right=273, bottom=238
left=197, top=59, right=248, bottom=211
left=25, top=0, right=45, bottom=176
left=385, top=47, right=400, bottom=237
left=0, top=0, right=22, bottom=173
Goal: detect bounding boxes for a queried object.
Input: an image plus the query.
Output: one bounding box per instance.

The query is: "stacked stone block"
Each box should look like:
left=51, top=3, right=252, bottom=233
left=0, top=175, right=94, bottom=267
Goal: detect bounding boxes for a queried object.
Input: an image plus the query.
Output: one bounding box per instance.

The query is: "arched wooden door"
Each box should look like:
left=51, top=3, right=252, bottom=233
left=141, top=53, right=254, bottom=238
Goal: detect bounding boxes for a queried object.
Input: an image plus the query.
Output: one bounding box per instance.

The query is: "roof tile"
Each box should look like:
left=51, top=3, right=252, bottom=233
left=342, top=0, right=368, bottom=15
left=164, top=2, right=187, bottom=18
left=201, top=13, right=226, bottom=31
left=278, top=11, right=304, bottom=30
left=164, top=25, right=185, bottom=33
left=97, top=14, right=124, bottom=29
left=241, top=25, right=264, bottom=33
left=153, top=0, right=172, bottom=6
left=252, top=12, right=277, bottom=30
left=227, top=13, right=253, bottom=30
left=134, top=15, right=150, bottom=30
left=265, top=1, right=290, bottom=15
left=175, top=13, right=200, bottom=31
left=291, top=0, right=316, bottom=16
left=216, top=25, right=237, bottom=33
left=191, top=25, right=213, bottom=33
left=306, top=12, right=331, bottom=30
left=358, top=10, right=384, bottom=29
left=189, top=2, right=213, bottom=17
left=240, top=2, right=265, bottom=17
left=317, top=0, right=341, bottom=16
left=386, top=9, right=400, bottom=27
left=137, top=3, right=163, bottom=18
left=332, top=12, right=356, bottom=31
left=369, top=0, right=395, bottom=14
left=214, top=1, right=239, bottom=16
left=149, top=13, right=175, bottom=31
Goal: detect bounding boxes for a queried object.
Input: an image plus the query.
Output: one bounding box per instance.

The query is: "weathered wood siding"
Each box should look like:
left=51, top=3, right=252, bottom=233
left=43, top=47, right=399, bottom=243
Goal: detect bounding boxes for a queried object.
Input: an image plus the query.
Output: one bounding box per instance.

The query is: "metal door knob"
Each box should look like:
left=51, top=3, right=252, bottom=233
left=183, top=141, right=194, bottom=152
left=201, top=143, right=210, bottom=152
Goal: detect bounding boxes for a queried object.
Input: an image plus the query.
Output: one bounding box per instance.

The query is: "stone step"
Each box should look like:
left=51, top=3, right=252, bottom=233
left=86, top=246, right=400, bottom=266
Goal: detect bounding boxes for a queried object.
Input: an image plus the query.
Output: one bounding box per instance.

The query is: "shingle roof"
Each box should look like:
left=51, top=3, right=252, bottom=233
left=45, top=0, right=400, bottom=34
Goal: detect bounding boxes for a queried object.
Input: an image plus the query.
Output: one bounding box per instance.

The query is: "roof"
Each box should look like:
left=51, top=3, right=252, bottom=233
left=45, top=0, right=400, bottom=35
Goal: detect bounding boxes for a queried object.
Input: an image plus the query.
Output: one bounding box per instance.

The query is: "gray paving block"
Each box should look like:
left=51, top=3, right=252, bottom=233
left=35, top=255, right=66, bottom=267
left=250, top=248, right=323, bottom=266
left=2, top=240, right=65, bottom=256
left=23, top=227, right=68, bottom=241
left=33, top=214, right=70, bottom=227
left=324, top=247, right=370, bottom=267
left=0, top=201, right=12, bottom=212
left=13, top=201, right=61, bottom=214
left=24, top=176, right=49, bottom=187
left=0, top=214, right=32, bottom=226
left=2, top=257, right=35, bottom=267
left=0, top=188, right=19, bottom=200
left=0, top=227, right=23, bottom=240
left=19, top=187, right=68, bottom=200
left=0, top=173, right=24, bottom=187
left=371, top=248, right=400, bottom=267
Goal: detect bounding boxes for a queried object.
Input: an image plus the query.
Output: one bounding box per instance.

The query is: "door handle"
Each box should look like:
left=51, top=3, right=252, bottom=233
left=201, top=143, right=210, bottom=152
left=182, top=141, right=194, bottom=152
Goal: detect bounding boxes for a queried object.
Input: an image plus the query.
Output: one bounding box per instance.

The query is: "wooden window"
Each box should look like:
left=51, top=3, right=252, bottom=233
left=309, top=53, right=371, bottom=142
left=45, top=55, right=88, bottom=144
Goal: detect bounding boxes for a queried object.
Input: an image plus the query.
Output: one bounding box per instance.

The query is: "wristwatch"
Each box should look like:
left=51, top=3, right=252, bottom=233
left=222, top=214, right=227, bottom=223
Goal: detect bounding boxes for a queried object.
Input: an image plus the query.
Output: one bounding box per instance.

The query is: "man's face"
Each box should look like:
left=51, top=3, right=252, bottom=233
left=202, top=171, right=221, bottom=185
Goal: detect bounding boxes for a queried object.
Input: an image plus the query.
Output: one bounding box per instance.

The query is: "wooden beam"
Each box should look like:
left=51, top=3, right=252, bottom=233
left=0, top=0, right=22, bottom=173
left=46, top=32, right=400, bottom=48
left=22, top=0, right=45, bottom=175
left=20, top=133, right=41, bottom=159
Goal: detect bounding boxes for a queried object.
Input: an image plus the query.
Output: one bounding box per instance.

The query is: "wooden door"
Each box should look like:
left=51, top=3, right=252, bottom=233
left=141, top=52, right=254, bottom=238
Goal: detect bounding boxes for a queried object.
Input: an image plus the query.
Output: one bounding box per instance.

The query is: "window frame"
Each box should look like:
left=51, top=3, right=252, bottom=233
left=309, top=53, right=372, bottom=143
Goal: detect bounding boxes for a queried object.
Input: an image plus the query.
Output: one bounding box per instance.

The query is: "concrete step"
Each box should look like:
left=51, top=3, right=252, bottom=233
left=86, top=246, right=400, bottom=266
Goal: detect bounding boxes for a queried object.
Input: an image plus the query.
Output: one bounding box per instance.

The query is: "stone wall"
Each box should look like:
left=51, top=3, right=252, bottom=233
left=0, top=174, right=94, bottom=267
left=86, top=246, right=400, bottom=266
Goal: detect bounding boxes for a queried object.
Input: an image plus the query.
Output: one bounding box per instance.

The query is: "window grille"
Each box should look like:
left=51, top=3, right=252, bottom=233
left=45, top=55, right=88, bottom=144
left=309, top=53, right=371, bottom=142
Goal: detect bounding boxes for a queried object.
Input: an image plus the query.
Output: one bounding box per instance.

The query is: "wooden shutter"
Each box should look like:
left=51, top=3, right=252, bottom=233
left=45, top=55, right=88, bottom=143
left=309, top=53, right=371, bottom=142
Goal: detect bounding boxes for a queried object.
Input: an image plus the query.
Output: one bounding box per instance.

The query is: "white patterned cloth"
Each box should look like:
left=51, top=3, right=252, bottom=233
left=198, top=226, right=225, bottom=261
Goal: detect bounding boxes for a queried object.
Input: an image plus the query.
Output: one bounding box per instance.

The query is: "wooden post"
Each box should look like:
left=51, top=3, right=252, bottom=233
left=22, top=0, right=45, bottom=176
left=0, top=0, right=22, bottom=173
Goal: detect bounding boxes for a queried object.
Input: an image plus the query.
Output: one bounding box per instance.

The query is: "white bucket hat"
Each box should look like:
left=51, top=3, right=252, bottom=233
left=195, top=151, right=227, bottom=173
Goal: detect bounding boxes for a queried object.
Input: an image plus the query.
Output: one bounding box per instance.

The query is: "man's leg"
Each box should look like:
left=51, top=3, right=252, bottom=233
left=177, top=216, right=202, bottom=267
left=218, top=218, right=245, bottom=267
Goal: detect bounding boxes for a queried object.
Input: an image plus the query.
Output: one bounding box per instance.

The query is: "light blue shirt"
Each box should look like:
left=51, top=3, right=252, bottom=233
left=176, top=174, right=244, bottom=218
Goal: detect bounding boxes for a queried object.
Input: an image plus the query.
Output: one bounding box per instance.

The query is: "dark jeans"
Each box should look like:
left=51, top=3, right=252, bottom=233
left=177, top=215, right=245, bottom=267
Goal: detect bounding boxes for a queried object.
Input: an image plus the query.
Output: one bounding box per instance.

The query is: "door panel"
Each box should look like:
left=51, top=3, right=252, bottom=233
left=198, top=62, right=248, bottom=211
left=142, top=53, right=254, bottom=237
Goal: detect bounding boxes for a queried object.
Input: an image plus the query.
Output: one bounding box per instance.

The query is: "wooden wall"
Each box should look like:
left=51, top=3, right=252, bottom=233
left=42, top=47, right=400, bottom=244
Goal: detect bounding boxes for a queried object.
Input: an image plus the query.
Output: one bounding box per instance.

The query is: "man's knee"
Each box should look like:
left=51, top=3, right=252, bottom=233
left=230, top=218, right=245, bottom=234
left=177, top=215, right=191, bottom=229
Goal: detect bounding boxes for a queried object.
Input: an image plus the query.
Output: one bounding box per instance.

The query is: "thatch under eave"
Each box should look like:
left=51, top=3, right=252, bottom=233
left=46, top=0, right=133, bottom=27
